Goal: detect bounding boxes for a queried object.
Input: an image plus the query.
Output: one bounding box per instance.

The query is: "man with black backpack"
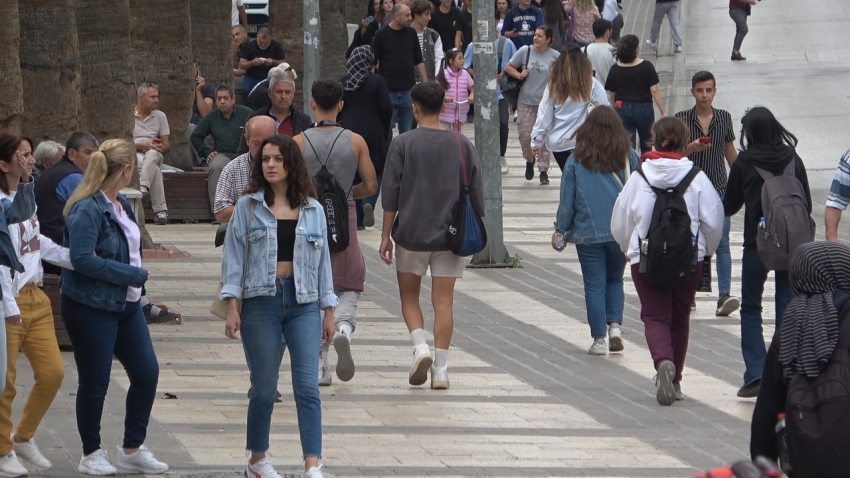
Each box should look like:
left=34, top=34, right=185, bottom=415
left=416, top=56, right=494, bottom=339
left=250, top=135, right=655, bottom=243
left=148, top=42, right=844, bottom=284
left=293, top=80, right=378, bottom=386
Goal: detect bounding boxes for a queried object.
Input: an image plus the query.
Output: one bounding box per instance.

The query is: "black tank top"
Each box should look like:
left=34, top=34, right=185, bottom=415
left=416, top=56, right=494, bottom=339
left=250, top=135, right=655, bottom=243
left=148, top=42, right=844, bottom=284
left=276, top=220, right=297, bottom=261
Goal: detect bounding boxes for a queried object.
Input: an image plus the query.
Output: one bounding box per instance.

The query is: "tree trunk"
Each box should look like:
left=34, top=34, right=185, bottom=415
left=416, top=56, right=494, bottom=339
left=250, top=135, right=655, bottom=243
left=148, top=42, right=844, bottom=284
left=76, top=0, right=135, bottom=142
left=0, top=0, right=23, bottom=133
left=130, top=0, right=194, bottom=171
left=270, top=0, right=304, bottom=110
left=190, top=0, right=232, bottom=89
left=19, top=0, right=81, bottom=144
left=320, top=0, right=347, bottom=80
left=346, top=0, right=364, bottom=24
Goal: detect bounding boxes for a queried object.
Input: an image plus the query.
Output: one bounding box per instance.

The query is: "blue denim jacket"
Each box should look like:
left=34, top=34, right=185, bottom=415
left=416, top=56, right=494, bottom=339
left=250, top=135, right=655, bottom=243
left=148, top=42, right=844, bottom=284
left=60, top=193, right=148, bottom=312
left=220, top=192, right=338, bottom=309
left=0, top=181, right=37, bottom=299
left=555, top=149, right=639, bottom=244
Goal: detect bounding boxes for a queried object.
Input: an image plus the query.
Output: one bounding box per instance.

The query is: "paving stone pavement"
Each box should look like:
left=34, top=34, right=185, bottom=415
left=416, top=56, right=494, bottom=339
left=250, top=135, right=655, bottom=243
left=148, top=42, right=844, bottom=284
left=11, top=0, right=850, bottom=476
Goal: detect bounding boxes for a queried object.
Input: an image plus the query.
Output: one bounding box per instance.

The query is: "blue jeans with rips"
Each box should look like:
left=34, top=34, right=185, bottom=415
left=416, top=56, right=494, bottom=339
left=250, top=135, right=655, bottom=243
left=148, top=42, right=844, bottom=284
left=575, top=242, right=626, bottom=338
left=240, top=277, right=322, bottom=456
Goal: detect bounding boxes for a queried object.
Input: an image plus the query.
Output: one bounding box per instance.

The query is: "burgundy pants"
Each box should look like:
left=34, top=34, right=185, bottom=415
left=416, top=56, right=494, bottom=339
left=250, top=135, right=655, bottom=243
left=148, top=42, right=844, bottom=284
left=630, top=262, right=702, bottom=384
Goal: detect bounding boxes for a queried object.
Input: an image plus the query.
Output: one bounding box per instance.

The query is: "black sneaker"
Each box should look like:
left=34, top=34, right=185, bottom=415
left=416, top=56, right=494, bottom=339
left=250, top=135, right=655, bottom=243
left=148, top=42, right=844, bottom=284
left=525, top=162, right=534, bottom=180
left=716, top=293, right=741, bottom=316
left=539, top=171, right=549, bottom=185
left=143, top=304, right=180, bottom=324
left=737, top=379, right=761, bottom=398
left=731, top=52, right=746, bottom=61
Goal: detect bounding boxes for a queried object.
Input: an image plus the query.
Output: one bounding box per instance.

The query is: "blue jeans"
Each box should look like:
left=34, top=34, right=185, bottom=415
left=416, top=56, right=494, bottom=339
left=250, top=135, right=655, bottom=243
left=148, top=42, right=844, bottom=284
left=616, top=101, right=654, bottom=154
left=740, top=247, right=793, bottom=385
left=575, top=242, right=627, bottom=338
left=61, top=296, right=159, bottom=455
left=716, top=215, right=732, bottom=294
left=388, top=89, right=414, bottom=138
left=355, top=172, right=383, bottom=227
left=240, top=277, right=322, bottom=456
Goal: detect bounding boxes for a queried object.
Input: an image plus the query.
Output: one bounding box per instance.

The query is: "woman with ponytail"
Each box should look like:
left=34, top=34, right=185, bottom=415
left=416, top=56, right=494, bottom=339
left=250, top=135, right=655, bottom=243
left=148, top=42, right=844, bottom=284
left=61, top=140, right=168, bottom=476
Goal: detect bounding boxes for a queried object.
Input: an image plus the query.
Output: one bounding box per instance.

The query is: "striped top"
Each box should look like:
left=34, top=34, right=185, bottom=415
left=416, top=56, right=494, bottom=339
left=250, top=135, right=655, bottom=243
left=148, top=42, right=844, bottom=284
left=674, top=106, right=736, bottom=196
left=826, top=149, right=850, bottom=211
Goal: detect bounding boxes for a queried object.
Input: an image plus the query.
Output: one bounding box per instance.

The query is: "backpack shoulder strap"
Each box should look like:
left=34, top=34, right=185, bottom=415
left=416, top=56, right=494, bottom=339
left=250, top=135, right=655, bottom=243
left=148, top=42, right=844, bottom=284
left=783, top=156, right=796, bottom=176
left=303, top=128, right=346, bottom=168
left=498, top=36, right=506, bottom=59
left=636, top=165, right=663, bottom=196
left=837, top=307, right=850, bottom=351
left=674, top=167, right=701, bottom=195
left=752, top=164, right=775, bottom=183
left=524, top=46, right=531, bottom=68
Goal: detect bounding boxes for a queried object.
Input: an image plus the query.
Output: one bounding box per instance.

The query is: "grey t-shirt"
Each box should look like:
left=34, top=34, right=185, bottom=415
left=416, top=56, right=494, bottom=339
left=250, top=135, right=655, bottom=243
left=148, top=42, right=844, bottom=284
left=584, top=42, right=617, bottom=85
left=381, top=128, right=485, bottom=251
left=509, top=45, right=561, bottom=106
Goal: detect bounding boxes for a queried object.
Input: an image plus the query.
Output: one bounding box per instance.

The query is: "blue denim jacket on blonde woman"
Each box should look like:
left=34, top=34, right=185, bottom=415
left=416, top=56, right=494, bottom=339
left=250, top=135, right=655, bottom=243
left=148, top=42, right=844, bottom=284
left=220, top=191, right=338, bottom=309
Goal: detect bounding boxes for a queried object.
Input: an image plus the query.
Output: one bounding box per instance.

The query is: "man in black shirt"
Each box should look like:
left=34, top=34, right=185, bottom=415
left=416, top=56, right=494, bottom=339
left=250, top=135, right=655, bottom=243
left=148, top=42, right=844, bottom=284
left=428, top=0, right=460, bottom=53
left=238, top=27, right=286, bottom=105
left=372, top=4, right=428, bottom=136
left=454, top=0, right=473, bottom=51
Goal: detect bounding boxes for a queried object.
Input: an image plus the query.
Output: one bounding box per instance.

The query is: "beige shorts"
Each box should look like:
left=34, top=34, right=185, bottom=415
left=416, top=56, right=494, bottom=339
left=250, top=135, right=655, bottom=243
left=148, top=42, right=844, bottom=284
left=395, top=245, right=465, bottom=278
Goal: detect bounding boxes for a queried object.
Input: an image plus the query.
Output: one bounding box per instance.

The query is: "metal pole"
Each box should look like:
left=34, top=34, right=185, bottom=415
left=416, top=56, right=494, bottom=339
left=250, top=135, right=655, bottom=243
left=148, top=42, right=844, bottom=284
left=303, top=0, right=321, bottom=120
left=469, top=0, right=512, bottom=267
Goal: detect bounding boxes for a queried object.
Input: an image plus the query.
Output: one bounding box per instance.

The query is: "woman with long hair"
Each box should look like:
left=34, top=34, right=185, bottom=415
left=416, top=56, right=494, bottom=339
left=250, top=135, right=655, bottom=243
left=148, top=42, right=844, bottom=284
left=723, top=106, right=812, bottom=399
left=61, top=139, right=167, bottom=475
left=222, top=135, right=336, bottom=478
left=495, top=0, right=513, bottom=33
left=553, top=106, right=637, bottom=355
left=612, top=117, right=723, bottom=406
left=0, top=136, right=70, bottom=476
left=505, top=26, right=561, bottom=184
left=531, top=44, right=609, bottom=172
left=604, top=34, right=667, bottom=153
left=566, top=0, right=601, bottom=46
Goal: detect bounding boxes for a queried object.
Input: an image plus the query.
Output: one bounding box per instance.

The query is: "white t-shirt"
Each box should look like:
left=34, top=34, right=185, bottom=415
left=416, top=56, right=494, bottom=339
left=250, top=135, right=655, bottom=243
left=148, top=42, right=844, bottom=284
left=584, top=42, right=617, bottom=85
left=602, top=0, right=618, bottom=21
left=232, top=0, right=244, bottom=26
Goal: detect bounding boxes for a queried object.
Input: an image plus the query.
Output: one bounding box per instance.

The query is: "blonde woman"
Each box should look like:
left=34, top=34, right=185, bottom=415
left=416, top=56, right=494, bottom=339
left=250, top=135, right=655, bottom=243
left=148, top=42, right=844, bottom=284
left=61, top=140, right=167, bottom=475
left=566, top=0, right=601, bottom=46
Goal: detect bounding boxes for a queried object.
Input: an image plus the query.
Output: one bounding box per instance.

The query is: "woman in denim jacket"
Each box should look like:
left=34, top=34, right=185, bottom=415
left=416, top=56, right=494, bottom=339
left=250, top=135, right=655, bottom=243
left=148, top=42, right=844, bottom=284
left=553, top=106, right=638, bottom=355
left=60, top=140, right=168, bottom=475
left=221, top=135, right=337, bottom=478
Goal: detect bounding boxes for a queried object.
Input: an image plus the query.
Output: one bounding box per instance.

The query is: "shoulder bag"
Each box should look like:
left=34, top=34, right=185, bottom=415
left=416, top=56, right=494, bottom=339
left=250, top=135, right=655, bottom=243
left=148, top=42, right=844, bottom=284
left=211, top=201, right=256, bottom=319
left=446, top=133, right=487, bottom=256
left=501, top=46, right=530, bottom=108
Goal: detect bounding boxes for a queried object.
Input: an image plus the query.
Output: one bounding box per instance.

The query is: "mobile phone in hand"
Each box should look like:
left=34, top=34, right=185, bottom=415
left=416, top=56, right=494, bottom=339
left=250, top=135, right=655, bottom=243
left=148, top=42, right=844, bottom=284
left=699, top=136, right=711, bottom=144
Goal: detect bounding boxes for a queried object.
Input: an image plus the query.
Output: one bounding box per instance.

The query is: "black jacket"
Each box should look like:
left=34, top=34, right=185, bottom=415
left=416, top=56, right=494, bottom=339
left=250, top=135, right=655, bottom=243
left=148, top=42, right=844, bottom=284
left=236, top=104, right=312, bottom=155
left=722, top=144, right=812, bottom=249
left=339, top=73, right=393, bottom=174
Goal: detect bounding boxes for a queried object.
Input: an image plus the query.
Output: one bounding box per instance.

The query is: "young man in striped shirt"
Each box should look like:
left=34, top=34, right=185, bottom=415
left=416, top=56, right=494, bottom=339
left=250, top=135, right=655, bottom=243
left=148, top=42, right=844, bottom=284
left=676, top=70, right=740, bottom=316
left=825, top=149, right=850, bottom=242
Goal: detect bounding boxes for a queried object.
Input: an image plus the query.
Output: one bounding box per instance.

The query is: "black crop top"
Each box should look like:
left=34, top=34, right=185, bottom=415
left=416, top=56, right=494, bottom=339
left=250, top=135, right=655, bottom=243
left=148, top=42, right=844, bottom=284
left=276, top=219, right=297, bottom=261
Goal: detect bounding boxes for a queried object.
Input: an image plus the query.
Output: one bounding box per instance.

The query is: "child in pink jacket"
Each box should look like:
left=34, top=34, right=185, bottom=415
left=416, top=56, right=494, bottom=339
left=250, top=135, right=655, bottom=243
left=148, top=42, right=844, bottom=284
left=437, top=49, right=474, bottom=133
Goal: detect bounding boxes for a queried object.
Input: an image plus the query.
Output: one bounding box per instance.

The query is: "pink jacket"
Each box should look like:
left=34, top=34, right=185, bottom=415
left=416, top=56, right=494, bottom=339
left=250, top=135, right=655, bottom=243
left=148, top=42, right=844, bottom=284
left=439, top=68, right=473, bottom=125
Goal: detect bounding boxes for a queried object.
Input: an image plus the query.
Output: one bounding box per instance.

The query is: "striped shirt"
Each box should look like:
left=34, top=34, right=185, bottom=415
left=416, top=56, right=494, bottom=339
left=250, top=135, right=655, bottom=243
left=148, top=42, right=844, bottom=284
left=213, top=152, right=252, bottom=214
left=674, top=106, right=735, bottom=196
left=827, top=149, right=850, bottom=211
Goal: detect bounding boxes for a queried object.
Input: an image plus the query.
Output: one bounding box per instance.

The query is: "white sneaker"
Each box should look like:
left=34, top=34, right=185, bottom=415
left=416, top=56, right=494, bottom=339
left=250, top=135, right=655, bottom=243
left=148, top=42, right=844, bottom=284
left=333, top=333, right=355, bottom=382
left=430, top=365, right=450, bottom=390
left=0, top=451, right=28, bottom=477
left=13, top=436, right=50, bottom=470
left=588, top=338, right=607, bottom=355
left=409, top=345, right=433, bottom=386
left=78, top=449, right=116, bottom=476
left=646, top=39, right=657, bottom=49
left=114, top=445, right=168, bottom=474
left=675, top=45, right=683, bottom=53
left=246, top=457, right=282, bottom=478
left=319, top=364, right=332, bottom=386
left=608, top=324, right=624, bottom=352
left=500, top=157, right=509, bottom=175
left=303, top=464, right=326, bottom=478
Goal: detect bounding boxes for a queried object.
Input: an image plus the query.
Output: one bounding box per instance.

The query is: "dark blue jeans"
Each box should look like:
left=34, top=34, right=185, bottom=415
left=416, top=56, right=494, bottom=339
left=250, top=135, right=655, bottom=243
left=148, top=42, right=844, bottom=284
left=740, top=247, right=793, bottom=386
left=61, top=295, right=159, bottom=455
left=616, top=101, right=654, bottom=154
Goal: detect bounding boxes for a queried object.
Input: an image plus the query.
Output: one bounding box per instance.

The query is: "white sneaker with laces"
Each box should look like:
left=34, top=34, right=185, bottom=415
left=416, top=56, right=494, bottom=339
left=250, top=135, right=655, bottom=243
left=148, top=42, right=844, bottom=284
left=114, top=445, right=168, bottom=474
left=0, top=451, right=28, bottom=477
left=430, top=365, right=449, bottom=390
left=319, top=364, right=332, bottom=386
left=13, top=436, right=51, bottom=470
left=500, top=157, right=509, bottom=175
left=333, top=332, right=355, bottom=382
left=588, top=338, right=607, bottom=355
left=646, top=39, right=657, bottom=49
left=246, top=457, right=282, bottom=478
left=409, top=345, right=433, bottom=386
left=77, top=449, right=116, bottom=476
left=303, top=464, right=326, bottom=478
left=608, top=324, right=624, bottom=352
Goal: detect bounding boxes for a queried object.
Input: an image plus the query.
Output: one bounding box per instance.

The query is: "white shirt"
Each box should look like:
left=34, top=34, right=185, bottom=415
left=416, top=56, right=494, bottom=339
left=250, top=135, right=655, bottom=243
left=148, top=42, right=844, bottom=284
left=232, top=0, right=244, bottom=26
left=602, top=0, right=618, bottom=21
left=585, top=42, right=617, bottom=85
left=530, top=78, right=610, bottom=153
left=101, top=191, right=143, bottom=303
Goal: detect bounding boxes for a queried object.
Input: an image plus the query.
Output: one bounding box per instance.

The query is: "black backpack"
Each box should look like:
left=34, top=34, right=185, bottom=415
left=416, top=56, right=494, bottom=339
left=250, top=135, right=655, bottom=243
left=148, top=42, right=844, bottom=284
left=636, top=166, right=701, bottom=289
left=783, top=312, right=850, bottom=477
left=304, top=130, right=350, bottom=253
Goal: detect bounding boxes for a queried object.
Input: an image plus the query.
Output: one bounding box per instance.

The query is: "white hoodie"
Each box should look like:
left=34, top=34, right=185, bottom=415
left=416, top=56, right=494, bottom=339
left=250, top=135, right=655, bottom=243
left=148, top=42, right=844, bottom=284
left=611, top=157, right=724, bottom=266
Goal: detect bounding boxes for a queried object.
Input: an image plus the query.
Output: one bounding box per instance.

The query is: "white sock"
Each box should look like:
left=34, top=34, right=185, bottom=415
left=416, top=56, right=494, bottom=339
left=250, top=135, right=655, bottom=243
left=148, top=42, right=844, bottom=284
left=410, top=328, right=428, bottom=348
left=434, top=348, right=449, bottom=369
left=320, top=344, right=330, bottom=368
left=338, top=323, right=353, bottom=338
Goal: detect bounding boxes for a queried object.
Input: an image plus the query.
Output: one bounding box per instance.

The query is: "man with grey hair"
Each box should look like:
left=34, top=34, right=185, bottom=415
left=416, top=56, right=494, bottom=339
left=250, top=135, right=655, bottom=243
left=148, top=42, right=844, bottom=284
left=133, top=82, right=169, bottom=225
left=237, top=26, right=287, bottom=102
left=243, top=63, right=297, bottom=111
left=33, top=140, right=65, bottom=174
left=237, top=71, right=311, bottom=154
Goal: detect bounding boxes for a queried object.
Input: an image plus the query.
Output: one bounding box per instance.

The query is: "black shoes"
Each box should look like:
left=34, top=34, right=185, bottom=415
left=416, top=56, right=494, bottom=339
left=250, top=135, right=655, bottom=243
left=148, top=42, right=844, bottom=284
left=737, top=379, right=761, bottom=398
left=525, top=162, right=534, bottom=180
left=143, top=303, right=179, bottom=324
left=731, top=52, right=746, bottom=61
left=716, top=293, right=741, bottom=316
left=539, top=171, right=549, bottom=185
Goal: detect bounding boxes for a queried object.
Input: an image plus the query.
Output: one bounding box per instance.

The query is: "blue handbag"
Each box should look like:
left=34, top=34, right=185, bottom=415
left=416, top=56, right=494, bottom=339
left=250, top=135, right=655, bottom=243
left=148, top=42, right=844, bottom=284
left=447, top=133, right=487, bottom=256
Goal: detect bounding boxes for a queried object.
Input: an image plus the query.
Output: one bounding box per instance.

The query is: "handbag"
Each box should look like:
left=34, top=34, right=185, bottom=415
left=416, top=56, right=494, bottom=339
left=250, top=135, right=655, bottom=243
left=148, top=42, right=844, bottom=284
left=501, top=46, right=530, bottom=107
left=447, top=133, right=487, bottom=256
left=211, top=201, right=256, bottom=319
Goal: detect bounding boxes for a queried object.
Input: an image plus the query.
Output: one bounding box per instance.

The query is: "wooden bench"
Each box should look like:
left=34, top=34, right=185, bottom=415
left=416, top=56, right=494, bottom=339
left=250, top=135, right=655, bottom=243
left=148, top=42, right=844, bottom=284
left=142, top=171, right=215, bottom=222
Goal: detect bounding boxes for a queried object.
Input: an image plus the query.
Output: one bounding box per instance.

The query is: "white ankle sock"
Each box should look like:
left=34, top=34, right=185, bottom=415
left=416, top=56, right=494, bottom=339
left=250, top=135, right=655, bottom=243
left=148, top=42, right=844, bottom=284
left=410, top=328, right=428, bottom=347
left=434, top=348, right=449, bottom=368
left=320, top=344, right=330, bottom=368
left=338, top=323, right=353, bottom=338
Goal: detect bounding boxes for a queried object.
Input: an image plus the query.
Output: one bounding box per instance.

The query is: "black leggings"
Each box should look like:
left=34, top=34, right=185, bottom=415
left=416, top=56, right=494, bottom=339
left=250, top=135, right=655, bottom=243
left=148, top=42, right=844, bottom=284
left=553, top=149, right=573, bottom=172
left=499, top=99, right=509, bottom=156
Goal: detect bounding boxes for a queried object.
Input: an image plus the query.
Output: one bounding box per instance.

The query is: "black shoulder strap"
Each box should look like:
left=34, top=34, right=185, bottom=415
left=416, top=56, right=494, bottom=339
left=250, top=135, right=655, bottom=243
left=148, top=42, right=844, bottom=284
left=674, top=167, right=701, bottom=196
left=303, top=129, right=345, bottom=168
left=837, top=306, right=850, bottom=351
left=524, top=46, right=530, bottom=68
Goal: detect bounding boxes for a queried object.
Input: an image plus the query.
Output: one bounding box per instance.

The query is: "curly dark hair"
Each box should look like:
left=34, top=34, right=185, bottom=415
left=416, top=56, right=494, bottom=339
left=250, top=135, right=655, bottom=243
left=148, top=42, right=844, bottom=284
left=246, top=135, right=316, bottom=208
